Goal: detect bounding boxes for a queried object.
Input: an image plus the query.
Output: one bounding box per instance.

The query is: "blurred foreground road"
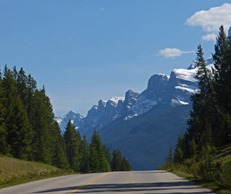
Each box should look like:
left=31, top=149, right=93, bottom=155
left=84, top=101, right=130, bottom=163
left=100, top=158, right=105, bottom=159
left=0, top=170, right=215, bottom=194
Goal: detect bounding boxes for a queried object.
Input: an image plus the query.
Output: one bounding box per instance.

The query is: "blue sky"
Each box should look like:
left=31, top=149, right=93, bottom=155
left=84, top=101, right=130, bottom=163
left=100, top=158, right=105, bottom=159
left=0, top=1, right=231, bottom=116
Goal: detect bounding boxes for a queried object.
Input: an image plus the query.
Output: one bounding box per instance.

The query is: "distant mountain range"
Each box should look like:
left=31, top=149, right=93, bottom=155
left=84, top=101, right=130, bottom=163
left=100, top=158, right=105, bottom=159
left=56, top=63, right=213, bottom=170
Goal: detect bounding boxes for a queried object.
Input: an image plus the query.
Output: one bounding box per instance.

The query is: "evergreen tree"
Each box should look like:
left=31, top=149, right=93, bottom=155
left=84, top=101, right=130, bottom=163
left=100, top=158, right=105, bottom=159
left=51, top=121, right=69, bottom=169
left=187, top=45, right=217, bottom=152
left=89, top=129, right=111, bottom=172
left=26, top=74, right=37, bottom=121
left=9, top=96, right=32, bottom=159
left=104, top=146, right=111, bottom=166
left=64, top=120, right=81, bottom=172
left=80, top=135, right=90, bottom=173
left=111, top=149, right=123, bottom=171
left=212, top=25, right=231, bottom=144
left=30, top=88, right=54, bottom=163
left=16, top=68, right=28, bottom=107
left=111, top=149, right=130, bottom=171
left=0, top=72, right=7, bottom=154
left=213, top=25, right=230, bottom=113
left=3, top=67, right=32, bottom=159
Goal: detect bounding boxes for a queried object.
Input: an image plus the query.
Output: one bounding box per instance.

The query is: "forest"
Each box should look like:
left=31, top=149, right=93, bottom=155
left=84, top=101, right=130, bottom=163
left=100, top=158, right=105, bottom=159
left=0, top=65, right=130, bottom=173
left=165, top=26, right=231, bottom=190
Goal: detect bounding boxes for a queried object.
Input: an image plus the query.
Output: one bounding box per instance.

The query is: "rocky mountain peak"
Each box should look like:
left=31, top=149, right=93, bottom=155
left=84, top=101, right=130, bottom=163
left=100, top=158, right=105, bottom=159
left=145, top=74, right=169, bottom=99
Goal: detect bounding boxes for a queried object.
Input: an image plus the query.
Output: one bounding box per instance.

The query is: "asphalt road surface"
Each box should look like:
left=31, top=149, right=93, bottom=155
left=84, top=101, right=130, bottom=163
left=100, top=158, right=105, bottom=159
left=0, top=170, right=215, bottom=194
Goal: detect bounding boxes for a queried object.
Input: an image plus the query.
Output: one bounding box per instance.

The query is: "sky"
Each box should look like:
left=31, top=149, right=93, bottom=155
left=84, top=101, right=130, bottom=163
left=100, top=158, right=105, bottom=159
left=0, top=0, right=231, bottom=117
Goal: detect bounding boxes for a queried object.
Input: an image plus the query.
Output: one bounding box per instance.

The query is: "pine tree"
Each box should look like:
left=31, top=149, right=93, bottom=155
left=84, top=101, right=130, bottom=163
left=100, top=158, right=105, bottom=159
left=89, top=129, right=111, bottom=172
left=10, top=96, right=32, bottom=159
left=213, top=26, right=231, bottom=144
left=26, top=74, right=37, bottom=121
left=30, top=88, right=54, bottom=163
left=0, top=72, right=7, bottom=154
left=80, top=135, right=90, bottom=173
left=51, top=121, right=69, bottom=169
left=213, top=26, right=231, bottom=113
left=111, top=149, right=130, bottom=171
left=187, top=45, right=218, bottom=151
left=3, top=67, right=32, bottom=159
left=111, top=149, right=123, bottom=171
left=64, top=120, right=81, bottom=172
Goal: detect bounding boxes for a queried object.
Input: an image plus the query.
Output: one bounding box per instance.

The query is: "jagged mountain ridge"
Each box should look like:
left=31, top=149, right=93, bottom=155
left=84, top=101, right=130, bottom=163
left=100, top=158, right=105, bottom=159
left=56, top=66, right=198, bottom=135
left=55, top=64, right=205, bottom=169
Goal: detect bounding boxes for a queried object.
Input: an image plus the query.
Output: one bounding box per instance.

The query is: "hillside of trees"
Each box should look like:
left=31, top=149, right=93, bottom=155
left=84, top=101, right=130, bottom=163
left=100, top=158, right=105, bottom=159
left=163, top=26, right=231, bottom=191
left=0, top=66, right=130, bottom=173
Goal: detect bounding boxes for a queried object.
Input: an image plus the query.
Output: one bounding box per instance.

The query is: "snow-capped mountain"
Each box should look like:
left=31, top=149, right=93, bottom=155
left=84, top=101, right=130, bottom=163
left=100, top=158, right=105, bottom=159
left=78, top=97, right=124, bottom=136
left=56, top=65, right=199, bottom=135
left=55, top=110, right=84, bottom=133
left=164, top=67, right=198, bottom=105
left=55, top=63, right=210, bottom=169
left=129, top=74, right=169, bottom=118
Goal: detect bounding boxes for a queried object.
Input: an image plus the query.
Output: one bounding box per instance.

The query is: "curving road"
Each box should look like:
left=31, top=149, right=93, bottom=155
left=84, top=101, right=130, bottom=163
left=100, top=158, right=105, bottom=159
left=0, top=170, right=215, bottom=194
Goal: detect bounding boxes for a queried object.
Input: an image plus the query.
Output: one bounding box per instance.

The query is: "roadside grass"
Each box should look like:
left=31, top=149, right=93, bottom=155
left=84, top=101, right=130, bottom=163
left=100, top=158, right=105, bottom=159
left=0, top=155, right=73, bottom=188
left=159, top=144, right=231, bottom=194
left=171, top=166, right=231, bottom=194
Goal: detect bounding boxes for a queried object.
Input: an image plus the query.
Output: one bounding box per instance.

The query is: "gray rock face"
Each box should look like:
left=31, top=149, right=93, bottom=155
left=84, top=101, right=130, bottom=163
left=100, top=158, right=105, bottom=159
left=121, top=90, right=139, bottom=117
left=79, top=97, right=124, bottom=137
left=144, top=74, right=169, bottom=99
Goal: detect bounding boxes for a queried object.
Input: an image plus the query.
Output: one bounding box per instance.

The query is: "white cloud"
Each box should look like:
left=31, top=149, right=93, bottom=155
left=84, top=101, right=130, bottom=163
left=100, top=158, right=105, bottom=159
left=186, top=3, right=231, bottom=41
left=157, top=48, right=194, bottom=58
left=201, top=33, right=217, bottom=42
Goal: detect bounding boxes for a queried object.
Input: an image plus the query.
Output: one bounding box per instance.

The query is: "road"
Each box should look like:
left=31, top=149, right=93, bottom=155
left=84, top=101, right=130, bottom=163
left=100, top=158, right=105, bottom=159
left=0, top=170, right=215, bottom=194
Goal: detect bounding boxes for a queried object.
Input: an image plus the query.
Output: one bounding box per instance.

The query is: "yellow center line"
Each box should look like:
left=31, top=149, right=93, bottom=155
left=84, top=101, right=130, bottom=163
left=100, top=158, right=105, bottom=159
left=67, top=172, right=111, bottom=194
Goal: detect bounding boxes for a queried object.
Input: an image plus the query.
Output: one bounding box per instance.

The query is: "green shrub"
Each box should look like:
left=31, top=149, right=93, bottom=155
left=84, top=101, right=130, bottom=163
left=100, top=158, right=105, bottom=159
left=220, top=163, right=231, bottom=189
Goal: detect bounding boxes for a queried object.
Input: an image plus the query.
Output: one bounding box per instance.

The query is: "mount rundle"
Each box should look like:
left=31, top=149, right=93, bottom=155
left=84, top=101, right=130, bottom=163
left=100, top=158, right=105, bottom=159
left=56, top=63, right=208, bottom=170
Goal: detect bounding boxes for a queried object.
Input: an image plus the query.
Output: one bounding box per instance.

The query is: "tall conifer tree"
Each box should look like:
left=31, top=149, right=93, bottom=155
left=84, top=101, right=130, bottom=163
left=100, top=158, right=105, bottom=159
left=64, top=120, right=82, bottom=172
left=89, top=130, right=111, bottom=172
left=3, top=67, right=32, bottom=159
left=0, top=72, right=7, bottom=154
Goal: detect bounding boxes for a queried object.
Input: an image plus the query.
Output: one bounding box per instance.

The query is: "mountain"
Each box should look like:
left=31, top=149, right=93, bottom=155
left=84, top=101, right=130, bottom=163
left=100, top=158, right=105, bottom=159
left=99, top=67, right=199, bottom=169
left=55, top=110, right=84, bottom=133
left=77, top=96, right=125, bottom=137
left=56, top=64, right=202, bottom=169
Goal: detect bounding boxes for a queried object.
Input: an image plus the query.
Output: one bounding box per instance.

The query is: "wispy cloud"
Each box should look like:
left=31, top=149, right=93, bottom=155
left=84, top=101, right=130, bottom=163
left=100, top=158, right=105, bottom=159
left=201, top=33, right=217, bottom=42
left=186, top=3, right=231, bottom=41
left=157, top=48, right=194, bottom=58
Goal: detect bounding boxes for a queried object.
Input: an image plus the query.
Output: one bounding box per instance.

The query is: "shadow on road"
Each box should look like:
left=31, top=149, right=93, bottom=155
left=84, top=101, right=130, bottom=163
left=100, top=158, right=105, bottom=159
left=35, top=181, right=214, bottom=194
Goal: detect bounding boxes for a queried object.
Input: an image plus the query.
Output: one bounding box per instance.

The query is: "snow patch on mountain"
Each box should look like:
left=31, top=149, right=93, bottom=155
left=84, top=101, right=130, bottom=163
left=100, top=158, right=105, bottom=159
left=173, top=68, right=197, bottom=83
left=131, top=96, right=158, bottom=116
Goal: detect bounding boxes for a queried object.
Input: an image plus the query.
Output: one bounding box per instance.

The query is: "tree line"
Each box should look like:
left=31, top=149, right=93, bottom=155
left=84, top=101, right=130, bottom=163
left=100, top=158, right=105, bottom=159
left=0, top=65, right=131, bottom=172
left=64, top=121, right=131, bottom=172
left=168, top=26, right=231, bottom=188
